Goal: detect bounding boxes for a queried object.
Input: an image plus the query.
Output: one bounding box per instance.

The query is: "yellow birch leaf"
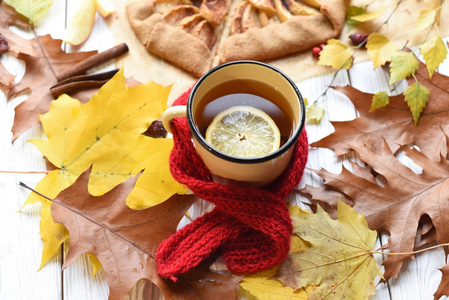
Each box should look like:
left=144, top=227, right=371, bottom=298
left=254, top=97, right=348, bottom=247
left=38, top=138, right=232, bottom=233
left=349, top=6, right=386, bottom=22
left=404, top=81, right=430, bottom=125
left=416, top=8, right=436, bottom=32
left=26, top=68, right=186, bottom=268
left=275, top=200, right=383, bottom=300
left=389, top=51, right=419, bottom=84
left=318, top=39, right=353, bottom=69
left=306, top=104, right=325, bottom=123
left=4, top=0, right=54, bottom=25
left=366, top=33, right=398, bottom=69
left=425, top=0, right=441, bottom=24
left=370, top=91, right=389, bottom=111
left=420, top=35, right=448, bottom=79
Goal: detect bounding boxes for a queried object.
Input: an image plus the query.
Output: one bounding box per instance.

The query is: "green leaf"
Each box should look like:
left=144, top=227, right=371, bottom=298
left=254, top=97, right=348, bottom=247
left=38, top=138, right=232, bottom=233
left=389, top=51, right=419, bottom=84
left=346, top=6, right=366, bottom=30
left=416, top=8, right=436, bottom=32
left=306, top=105, right=325, bottom=123
left=403, top=82, right=430, bottom=125
left=366, top=33, right=399, bottom=69
left=370, top=91, right=390, bottom=111
left=420, top=35, right=448, bottom=79
left=4, top=0, right=54, bottom=25
left=350, top=6, right=386, bottom=22
left=318, top=39, right=353, bottom=69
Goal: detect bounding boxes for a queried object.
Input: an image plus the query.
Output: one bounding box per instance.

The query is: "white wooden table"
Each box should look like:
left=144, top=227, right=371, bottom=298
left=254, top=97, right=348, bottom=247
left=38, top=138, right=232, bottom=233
left=1, top=1, right=448, bottom=299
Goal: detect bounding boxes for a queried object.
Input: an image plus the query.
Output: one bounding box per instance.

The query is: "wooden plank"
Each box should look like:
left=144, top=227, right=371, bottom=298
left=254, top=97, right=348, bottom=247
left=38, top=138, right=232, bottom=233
left=2, top=0, right=448, bottom=298
left=59, top=1, right=115, bottom=299
left=0, top=0, right=67, bottom=298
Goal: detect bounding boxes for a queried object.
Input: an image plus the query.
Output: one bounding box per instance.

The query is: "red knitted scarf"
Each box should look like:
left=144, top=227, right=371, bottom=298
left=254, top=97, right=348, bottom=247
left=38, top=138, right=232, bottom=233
left=156, top=88, right=309, bottom=281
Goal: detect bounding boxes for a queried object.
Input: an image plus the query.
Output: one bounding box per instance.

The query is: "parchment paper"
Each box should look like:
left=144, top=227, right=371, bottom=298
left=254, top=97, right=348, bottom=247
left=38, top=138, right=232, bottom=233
left=107, top=0, right=449, bottom=104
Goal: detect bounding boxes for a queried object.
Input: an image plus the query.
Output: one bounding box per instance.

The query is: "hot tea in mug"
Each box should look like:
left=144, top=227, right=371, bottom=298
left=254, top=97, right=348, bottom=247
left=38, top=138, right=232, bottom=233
left=162, top=60, right=305, bottom=186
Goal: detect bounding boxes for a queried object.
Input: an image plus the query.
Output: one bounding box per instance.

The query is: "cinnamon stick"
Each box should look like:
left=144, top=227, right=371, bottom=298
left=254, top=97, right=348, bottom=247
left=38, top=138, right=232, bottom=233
left=51, top=69, right=119, bottom=98
left=56, top=43, right=128, bottom=81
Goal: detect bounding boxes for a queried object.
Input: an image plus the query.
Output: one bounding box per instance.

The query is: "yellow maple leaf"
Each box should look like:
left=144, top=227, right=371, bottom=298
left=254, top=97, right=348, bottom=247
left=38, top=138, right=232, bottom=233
left=274, top=200, right=383, bottom=299
left=38, top=200, right=70, bottom=270
left=239, top=205, right=309, bottom=299
left=126, top=138, right=184, bottom=209
left=318, top=39, right=353, bottom=70
left=24, top=68, right=186, bottom=267
left=420, top=35, right=448, bottom=79
left=87, top=253, right=103, bottom=276
left=389, top=51, right=419, bottom=84
left=239, top=268, right=308, bottom=300
left=366, top=33, right=398, bottom=69
left=404, top=81, right=430, bottom=125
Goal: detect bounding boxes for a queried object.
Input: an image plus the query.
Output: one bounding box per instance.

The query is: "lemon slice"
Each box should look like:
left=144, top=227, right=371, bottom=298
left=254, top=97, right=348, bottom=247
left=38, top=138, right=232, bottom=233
left=205, top=105, right=281, bottom=158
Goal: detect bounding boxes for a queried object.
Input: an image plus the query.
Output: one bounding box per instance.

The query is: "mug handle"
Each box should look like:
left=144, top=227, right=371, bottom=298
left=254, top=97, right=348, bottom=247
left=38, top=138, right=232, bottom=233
left=161, top=105, right=187, bottom=133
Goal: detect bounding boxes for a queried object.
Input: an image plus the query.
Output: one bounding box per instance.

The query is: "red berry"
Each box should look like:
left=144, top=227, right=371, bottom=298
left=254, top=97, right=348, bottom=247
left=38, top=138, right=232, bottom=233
left=312, top=46, right=322, bottom=58
left=0, top=34, right=8, bottom=55
left=349, top=33, right=368, bottom=47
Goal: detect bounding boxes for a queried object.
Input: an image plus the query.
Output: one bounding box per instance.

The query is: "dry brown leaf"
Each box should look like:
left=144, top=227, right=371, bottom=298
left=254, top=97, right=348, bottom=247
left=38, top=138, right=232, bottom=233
left=300, top=139, right=449, bottom=287
left=7, top=35, right=98, bottom=141
left=0, top=2, right=36, bottom=92
left=0, top=62, right=15, bottom=92
left=436, top=265, right=449, bottom=299
left=51, top=170, right=241, bottom=299
left=311, top=59, right=449, bottom=161
left=0, top=2, right=36, bottom=56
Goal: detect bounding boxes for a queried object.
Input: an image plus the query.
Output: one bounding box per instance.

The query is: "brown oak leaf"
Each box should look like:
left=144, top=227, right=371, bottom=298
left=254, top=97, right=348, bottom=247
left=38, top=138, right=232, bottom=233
left=0, top=62, right=14, bottom=91
left=0, top=2, right=36, bottom=57
left=300, top=139, right=449, bottom=296
left=436, top=265, right=449, bottom=299
left=0, top=2, right=36, bottom=92
left=7, top=34, right=98, bottom=141
left=311, top=59, right=449, bottom=161
left=51, top=170, right=241, bottom=300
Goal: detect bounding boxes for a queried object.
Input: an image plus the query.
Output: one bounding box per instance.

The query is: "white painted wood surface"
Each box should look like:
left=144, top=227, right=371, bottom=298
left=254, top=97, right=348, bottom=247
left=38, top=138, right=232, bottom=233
left=0, top=1, right=448, bottom=299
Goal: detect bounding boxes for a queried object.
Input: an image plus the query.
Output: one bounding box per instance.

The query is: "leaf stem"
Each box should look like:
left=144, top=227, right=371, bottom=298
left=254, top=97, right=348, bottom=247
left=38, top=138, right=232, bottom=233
left=373, top=242, right=449, bottom=256
left=0, top=170, right=50, bottom=174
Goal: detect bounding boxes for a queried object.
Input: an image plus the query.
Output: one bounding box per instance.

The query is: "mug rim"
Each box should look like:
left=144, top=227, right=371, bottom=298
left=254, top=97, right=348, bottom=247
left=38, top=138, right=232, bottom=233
left=187, top=60, right=306, bottom=164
